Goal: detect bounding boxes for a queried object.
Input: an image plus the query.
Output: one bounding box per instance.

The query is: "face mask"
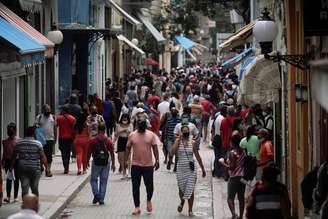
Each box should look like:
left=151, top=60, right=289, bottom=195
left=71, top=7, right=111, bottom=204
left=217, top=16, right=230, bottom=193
left=122, top=120, right=128, bottom=124
left=171, top=111, right=178, bottom=117
left=182, top=117, right=189, bottom=125
left=182, top=132, right=190, bottom=138
left=137, top=121, right=147, bottom=132
left=44, top=112, right=51, bottom=117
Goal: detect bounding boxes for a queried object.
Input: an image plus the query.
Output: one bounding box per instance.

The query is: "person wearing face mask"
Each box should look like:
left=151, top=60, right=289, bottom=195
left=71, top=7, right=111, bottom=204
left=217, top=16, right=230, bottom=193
left=114, top=114, right=133, bottom=179
left=86, top=105, right=105, bottom=137
left=124, top=117, right=160, bottom=215
left=35, top=104, right=56, bottom=177
left=173, top=125, right=206, bottom=217
left=164, top=107, right=181, bottom=170
left=2, top=123, right=19, bottom=203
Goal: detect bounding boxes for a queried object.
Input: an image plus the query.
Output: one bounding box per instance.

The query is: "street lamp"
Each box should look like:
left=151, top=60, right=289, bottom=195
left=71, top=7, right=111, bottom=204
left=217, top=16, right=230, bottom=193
left=47, top=25, right=63, bottom=53
left=253, top=8, right=309, bottom=70
left=131, top=38, right=139, bottom=46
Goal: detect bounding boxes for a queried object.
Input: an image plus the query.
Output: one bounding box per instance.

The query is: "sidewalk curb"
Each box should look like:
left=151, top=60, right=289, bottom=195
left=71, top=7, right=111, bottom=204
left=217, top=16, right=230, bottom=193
left=42, top=173, right=91, bottom=219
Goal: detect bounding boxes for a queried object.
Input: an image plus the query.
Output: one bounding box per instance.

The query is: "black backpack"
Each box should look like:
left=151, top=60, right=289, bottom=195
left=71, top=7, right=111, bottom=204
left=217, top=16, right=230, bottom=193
left=92, top=138, right=109, bottom=166
left=243, top=150, right=258, bottom=181
left=301, top=166, right=319, bottom=209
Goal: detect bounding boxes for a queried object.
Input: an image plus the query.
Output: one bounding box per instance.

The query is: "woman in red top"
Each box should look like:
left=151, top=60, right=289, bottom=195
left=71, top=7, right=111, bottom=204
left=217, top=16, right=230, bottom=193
left=57, top=106, right=76, bottom=174
left=73, top=105, right=90, bottom=175
left=149, top=99, right=160, bottom=135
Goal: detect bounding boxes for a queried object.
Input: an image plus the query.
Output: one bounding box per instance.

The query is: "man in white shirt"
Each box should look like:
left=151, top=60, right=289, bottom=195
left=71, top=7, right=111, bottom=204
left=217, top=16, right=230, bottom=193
left=212, top=106, right=227, bottom=178
left=157, top=93, right=170, bottom=120
left=8, top=194, right=44, bottom=219
left=35, top=104, right=56, bottom=176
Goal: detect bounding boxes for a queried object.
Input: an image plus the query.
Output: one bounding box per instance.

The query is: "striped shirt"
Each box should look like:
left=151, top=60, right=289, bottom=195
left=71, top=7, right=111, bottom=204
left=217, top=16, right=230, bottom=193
left=229, top=149, right=245, bottom=177
left=166, top=116, right=181, bottom=142
left=15, top=137, right=43, bottom=171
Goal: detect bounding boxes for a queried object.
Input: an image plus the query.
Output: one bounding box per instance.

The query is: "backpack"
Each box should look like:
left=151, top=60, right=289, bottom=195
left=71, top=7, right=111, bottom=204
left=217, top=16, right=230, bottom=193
left=301, top=166, right=319, bottom=209
left=243, top=150, right=258, bottom=181
left=92, top=138, right=109, bottom=166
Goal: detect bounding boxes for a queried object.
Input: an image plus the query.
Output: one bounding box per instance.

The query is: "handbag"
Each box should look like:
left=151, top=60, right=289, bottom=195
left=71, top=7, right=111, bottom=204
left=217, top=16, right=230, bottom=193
left=182, top=140, right=195, bottom=171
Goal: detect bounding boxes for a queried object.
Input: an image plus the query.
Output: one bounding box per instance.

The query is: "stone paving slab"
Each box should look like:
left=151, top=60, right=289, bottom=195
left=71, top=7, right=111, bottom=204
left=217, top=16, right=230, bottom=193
left=59, top=145, right=215, bottom=219
left=0, top=154, right=91, bottom=219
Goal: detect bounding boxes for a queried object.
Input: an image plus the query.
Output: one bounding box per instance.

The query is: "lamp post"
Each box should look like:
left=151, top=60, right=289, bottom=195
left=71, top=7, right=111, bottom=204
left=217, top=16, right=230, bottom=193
left=253, top=8, right=309, bottom=70
left=47, top=25, right=63, bottom=52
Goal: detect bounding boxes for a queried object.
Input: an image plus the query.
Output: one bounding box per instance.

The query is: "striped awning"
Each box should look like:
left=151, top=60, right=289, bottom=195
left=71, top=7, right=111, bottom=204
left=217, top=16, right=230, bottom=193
left=107, top=0, right=141, bottom=27
left=0, top=16, right=45, bottom=66
left=117, top=34, right=145, bottom=55
left=0, top=2, right=54, bottom=58
left=218, top=22, right=255, bottom=51
left=138, top=15, right=165, bottom=43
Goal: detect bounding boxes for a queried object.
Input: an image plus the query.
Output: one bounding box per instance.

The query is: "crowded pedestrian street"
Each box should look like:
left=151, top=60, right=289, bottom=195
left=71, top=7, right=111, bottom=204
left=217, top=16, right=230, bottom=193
left=1, top=0, right=328, bottom=219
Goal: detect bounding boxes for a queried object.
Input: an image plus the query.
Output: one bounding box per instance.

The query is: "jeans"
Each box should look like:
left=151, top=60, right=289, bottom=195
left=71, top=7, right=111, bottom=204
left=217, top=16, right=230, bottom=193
left=44, top=140, right=55, bottom=164
left=90, top=161, right=110, bottom=203
left=166, top=140, right=174, bottom=158
left=19, top=168, right=41, bottom=197
left=59, top=139, right=73, bottom=172
left=131, top=165, right=154, bottom=207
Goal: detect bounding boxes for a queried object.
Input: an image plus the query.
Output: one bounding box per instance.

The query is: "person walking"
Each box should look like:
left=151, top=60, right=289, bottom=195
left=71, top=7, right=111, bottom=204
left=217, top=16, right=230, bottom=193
left=173, top=125, right=206, bottom=217
left=114, top=113, right=133, bottom=179
left=103, top=95, right=117, bottom=137
left=165, top=107, right=181, bottom=170
left=35, top=104, right=56, bottom=176
left=220, top=134, right=246, bottom=219
left=200, top=95, right=214, bottom=142
left=212, top=106, right=227, bottom=178
left=2, top=123, right=19, bottom=203
left=87, top=105, right=105, bottom=137
left=124, top=117, right=160, bottom=215
left=158, top=93, right=171, bottom=120
left=12, top=127, right=50, bottom=197
left=56, top=106, right=76, bottom=174
left=7, top=194, right=44, bottom=219
left=246, top=164, right=291, bottom=219
left=73, top=116, right=89, bottom=175
left=240, top=125, right=260, bottom=159
left=257, top=128, right=274, bottom=176
left=88, top=123, right=115, bottom=205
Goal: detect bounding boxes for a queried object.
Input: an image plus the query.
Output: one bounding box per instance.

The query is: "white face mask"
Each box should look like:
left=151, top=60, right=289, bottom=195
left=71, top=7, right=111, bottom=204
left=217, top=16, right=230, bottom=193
left=122, top=120, right=128, bottom=124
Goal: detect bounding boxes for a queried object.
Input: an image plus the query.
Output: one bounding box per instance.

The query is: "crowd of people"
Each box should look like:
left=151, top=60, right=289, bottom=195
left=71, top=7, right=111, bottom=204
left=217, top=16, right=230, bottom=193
left=1, top=64, right=326, bottom=219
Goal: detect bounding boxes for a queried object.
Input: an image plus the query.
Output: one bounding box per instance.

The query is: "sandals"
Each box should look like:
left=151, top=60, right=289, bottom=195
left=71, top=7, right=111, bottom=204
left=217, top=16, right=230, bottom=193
left=177, top=204, right=183, bottom=213
left=189, top=211, right=195, bottom=217
left=132, top=207, right=141, bottom=215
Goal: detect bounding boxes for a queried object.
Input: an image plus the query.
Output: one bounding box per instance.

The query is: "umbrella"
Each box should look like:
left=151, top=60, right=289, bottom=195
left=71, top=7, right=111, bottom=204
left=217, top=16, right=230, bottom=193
left=239, top=55, right=281, bottom=105
left=145, top=58, right=159, bottom=66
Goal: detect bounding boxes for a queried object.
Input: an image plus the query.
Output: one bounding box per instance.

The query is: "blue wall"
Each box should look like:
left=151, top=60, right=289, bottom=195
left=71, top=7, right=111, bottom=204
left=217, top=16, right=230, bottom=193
left=58, top=34, right=73, bottom=105
left=58, top=0, right=90, bottom=26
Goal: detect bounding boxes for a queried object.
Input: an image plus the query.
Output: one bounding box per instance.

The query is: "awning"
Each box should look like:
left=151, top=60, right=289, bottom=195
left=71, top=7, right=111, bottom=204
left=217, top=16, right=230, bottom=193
left=0, top=16, right=45, bottom=66
left=239, top=56, right=256, bottom=80
left=60, top=23, right=110, bottom=36
left=117, top=34, right=145, bottom=55
left=218, top=22, right=255, bottom=51
left=222, top=47, right=253, bottom=69
left=0, top=2, right=54, bottom=57
left=145, top=58, right=159, bottom=66
left=175, top=35, right=196, bottom=50
left=239, top=55, right=281, bottom=105
left=19, top=0, right=42, bottom=13
left=138, top=15, right=165, bottom=43
left=107, top=0, right=141, bottom=27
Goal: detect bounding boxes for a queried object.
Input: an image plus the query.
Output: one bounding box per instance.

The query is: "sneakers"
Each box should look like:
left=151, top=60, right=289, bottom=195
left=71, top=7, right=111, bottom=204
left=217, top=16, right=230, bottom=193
left=132, top=207, right=141, bottom=215
left=3, top=198, right=10, bottom=204
left=146, top=201, right=152, bottom=213
left=92, top=195, right=99, bottom=204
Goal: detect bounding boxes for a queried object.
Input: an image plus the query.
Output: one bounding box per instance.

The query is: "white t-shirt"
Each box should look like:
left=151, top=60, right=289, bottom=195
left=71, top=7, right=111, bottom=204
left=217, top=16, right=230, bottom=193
left=8, top=209, right=45, bottom=219
left=214, top=114, right=225, bottom=136
left=36, top=114, right=56, bottom=141
left=158, top=101, right=170, bottom=119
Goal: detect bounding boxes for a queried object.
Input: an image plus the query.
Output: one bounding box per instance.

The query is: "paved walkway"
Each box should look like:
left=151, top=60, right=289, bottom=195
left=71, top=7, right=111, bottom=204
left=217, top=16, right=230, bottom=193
left=0, top=154, right=90, bottom=219
left=58, top=144, right=215, bottom=219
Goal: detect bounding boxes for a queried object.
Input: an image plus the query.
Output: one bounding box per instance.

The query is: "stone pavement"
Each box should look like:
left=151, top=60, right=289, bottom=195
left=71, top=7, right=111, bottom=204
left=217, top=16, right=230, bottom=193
left=0, top=154, right=91, bottom=219
left=58, top=144, right=216, bottom=219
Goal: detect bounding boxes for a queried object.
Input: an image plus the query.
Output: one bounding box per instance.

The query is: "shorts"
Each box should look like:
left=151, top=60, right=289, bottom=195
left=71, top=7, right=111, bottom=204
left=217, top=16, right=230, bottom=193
left=227, top=176, right=246, bottom=200
left=117, top=137, right=128, bottom=152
